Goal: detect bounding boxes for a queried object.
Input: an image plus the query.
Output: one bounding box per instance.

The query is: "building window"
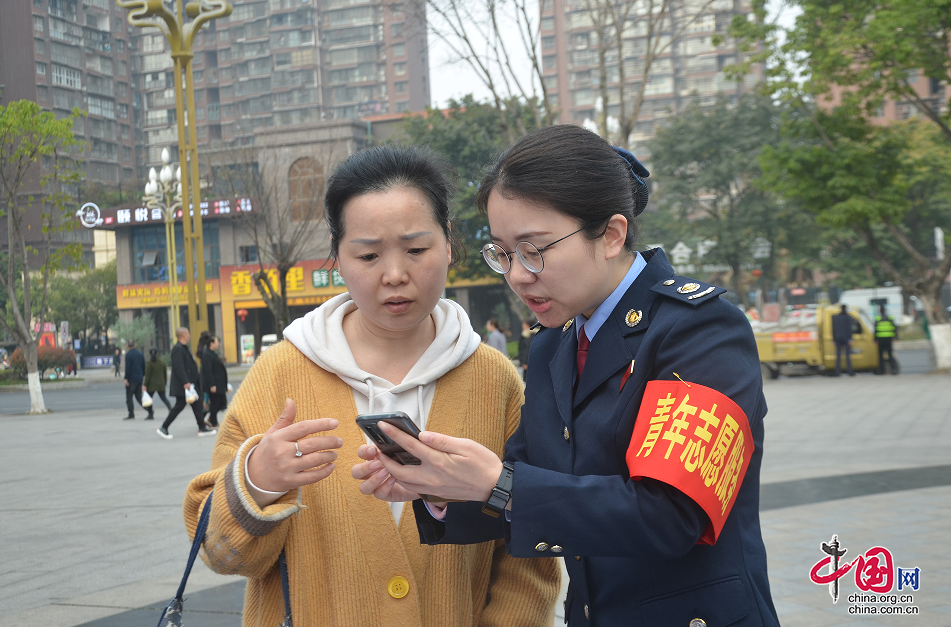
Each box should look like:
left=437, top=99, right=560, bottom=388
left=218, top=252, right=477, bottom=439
left=239, top=246, right=258, bottom=263
left=34, top=15, right=44, bottom=33
left=288, top=157, right=324, bottom=222
left=51, top=64, right=81, bottom=88
left=36, top=62, right=47, bottom=75
left=390, top=2, right=404, bottom=19
left=394, top=62, right=406, bottom=76
left=131, top=221, right=220, bottom=283
left=35, top=39, right=46, bottom=56
left=543, top=55, right=556, bottom=70
left=120, top=104, right=128, bottom=118
left=542, top=35, right=555, bottom=50
left=392, top=42, right=405, bottom=57
left=395, top=81, right=407, bottom=93
left=391, top=22, right=404, bottom=39
left=119, top=60, right=127, bottom=75
left=117, top=39, right=124, bottom=53
left=396, top=100, right=408, bottom=112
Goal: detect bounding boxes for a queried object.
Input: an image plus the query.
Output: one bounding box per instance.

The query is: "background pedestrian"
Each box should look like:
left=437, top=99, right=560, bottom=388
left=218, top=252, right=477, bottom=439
left=145, top=347, right=172, bottom=413
left=113, top=345, right=121, bottom=377
left=122, top=340, right=148, bottom=420
left=485, top=318, right=508, bottom=355
left=832, top=304, right=855, bottom=376
left=875, top=304, right=899, bottom=375
left=158, top=327, right=215, bottom=439
left=197, top=332, right=228, bottom=429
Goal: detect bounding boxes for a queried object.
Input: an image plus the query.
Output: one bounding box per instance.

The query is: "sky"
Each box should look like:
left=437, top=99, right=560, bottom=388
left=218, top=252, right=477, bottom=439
left=426, top=0, right=799, bottom=110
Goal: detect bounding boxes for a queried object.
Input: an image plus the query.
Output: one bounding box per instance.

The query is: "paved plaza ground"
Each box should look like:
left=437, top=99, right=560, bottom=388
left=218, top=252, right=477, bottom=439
left=1, top=362, right=949, bottom=626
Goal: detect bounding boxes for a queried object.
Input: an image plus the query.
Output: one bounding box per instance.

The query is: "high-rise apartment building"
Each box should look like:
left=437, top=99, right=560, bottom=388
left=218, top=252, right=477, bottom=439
left=1, top=0, right=136, bottom=185
left=132, top=0, right=430, bottom=178
left=0, top=0, right=135, bottom=264
left=541, top=0, right=759, bottom=154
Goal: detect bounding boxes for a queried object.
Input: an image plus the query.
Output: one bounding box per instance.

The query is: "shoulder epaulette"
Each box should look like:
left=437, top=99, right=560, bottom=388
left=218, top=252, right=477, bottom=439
left=650, top=276, right=726, bottom=307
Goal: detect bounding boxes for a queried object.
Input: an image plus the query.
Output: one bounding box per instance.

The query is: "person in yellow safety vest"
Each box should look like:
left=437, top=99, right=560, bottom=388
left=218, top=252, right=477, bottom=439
left=874, top=305, right=899, bottom=375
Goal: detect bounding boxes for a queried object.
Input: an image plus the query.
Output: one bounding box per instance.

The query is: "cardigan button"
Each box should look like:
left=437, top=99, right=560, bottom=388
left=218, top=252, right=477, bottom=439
left=563, top=426, right=570, bottom=442
left=534, top=542, right=549, bottom=552
left=387, top=576, right=410, bottom=599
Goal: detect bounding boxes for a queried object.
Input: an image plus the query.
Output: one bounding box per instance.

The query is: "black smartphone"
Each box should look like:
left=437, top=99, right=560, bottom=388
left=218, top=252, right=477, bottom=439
left=356, top=412, right=422, bottom=466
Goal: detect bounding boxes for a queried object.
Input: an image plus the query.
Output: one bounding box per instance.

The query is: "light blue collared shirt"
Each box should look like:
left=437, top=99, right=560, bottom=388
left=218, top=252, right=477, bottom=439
left=576, top=252, right=647, bottom=343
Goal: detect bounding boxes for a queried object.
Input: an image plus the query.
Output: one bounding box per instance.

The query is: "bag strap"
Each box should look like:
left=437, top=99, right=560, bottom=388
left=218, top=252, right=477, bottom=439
left=279, top=550, right=293, bottom=627
left=159, top=490, right=294, bottom=627
left=174, top=490, right=214, bottom=601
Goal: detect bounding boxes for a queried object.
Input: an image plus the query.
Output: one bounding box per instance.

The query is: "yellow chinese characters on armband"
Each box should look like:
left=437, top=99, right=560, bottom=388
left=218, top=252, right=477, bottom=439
left=625, top=379, right=752, bottom=545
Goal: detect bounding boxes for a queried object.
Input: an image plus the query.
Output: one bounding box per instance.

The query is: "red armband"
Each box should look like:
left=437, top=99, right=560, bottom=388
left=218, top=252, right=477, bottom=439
left=625, top=380, right=752, bottom=545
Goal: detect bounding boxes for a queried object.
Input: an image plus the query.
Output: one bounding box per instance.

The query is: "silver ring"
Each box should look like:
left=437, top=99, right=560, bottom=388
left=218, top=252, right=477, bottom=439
left=294, top=442, right=303, bottom=458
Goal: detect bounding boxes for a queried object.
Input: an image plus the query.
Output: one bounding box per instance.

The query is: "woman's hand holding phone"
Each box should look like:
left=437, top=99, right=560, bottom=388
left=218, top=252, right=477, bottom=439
left=246, top=398, right=343, bottom=499
left=352, top=444, right=424, bottom=502
left=357, top=422, right=503, bottom=504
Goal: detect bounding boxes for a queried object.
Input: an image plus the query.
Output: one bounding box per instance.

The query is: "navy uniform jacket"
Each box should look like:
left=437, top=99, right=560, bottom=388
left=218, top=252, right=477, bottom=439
left=414, top=249, right=779, bottom=626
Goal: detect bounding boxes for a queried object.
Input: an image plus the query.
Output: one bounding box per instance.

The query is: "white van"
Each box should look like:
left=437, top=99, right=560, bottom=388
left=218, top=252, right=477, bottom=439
left=260, top=334, right=278, bottom=353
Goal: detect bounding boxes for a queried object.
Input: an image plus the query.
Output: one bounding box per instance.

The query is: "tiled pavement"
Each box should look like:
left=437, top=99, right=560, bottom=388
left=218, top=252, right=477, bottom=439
left=0, top=371, right=948, bottom=626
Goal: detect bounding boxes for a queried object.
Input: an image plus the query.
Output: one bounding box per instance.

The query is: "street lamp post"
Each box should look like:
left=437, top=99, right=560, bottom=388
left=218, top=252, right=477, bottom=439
left=143, top=147, right=183, bottom=335
left=117, top=0, right=232, bottom=350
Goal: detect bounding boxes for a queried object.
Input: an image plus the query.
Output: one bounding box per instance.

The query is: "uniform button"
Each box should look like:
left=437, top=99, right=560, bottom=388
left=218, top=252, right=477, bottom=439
left=689, top=619, right=707, bottom=627
left=550, top=545, right=563, bottom=553
left=563, top=426, right=570, bottom=441
left=584, top=604, right=589, bottom=619
left=534, top=542, right=549, bottom=552
left=387, top=575, right=410, bottom=599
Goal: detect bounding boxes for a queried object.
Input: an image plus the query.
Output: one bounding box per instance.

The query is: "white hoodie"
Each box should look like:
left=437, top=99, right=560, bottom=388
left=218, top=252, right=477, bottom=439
left=282, top=292, right=482, bottom=522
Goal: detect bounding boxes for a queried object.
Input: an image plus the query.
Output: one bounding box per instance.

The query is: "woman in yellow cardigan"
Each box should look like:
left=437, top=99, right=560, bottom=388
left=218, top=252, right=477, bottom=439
left=183, top=146, right=560, bottom=627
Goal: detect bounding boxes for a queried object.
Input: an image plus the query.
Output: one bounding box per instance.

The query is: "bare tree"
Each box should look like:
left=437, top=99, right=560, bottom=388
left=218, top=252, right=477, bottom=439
left=581, top=0, right=717, bottom=146
left=212, top=140, right=335, bottom=339
left=417, top=0, right=557, bottom=143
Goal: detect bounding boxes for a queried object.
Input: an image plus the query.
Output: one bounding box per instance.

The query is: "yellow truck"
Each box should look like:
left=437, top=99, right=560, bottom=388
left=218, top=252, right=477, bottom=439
left=753, top=305, right=879, bottom=378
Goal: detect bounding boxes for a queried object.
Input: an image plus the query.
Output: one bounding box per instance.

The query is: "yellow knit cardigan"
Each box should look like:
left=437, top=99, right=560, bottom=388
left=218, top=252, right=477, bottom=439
left=184, top=340, right=560, bottom=627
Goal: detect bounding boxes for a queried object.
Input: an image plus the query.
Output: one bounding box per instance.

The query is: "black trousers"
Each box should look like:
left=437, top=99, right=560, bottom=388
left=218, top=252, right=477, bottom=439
left=834, top=342, right=853, bottom=375
left=207, top=392, right=228, bottom=427
left=877, top=338, right=898, bottom=374
left=161, top=394, right=205, bottom=431
left=125, top=381, right=149, bottom=417
left=149, top=389, right=173, bottom=410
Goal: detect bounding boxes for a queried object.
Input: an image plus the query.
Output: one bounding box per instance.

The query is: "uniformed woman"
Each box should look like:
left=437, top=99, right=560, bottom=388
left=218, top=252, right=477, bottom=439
left=353, top=125, right=780, bottom=626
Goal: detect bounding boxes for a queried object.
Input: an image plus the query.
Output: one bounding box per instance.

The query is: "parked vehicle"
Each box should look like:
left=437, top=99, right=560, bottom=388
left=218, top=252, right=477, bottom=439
left=753, top=306, right=879, bottom=378
left=259, top=334, right=278, bottom=353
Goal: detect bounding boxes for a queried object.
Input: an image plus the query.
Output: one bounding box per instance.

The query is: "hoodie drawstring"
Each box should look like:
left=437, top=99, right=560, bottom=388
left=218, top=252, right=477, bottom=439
left=365, top=377, right=376, bottom=414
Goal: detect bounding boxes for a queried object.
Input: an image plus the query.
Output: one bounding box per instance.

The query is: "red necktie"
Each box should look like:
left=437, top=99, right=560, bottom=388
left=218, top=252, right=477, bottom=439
left=576, top=325, right=590, bottom=377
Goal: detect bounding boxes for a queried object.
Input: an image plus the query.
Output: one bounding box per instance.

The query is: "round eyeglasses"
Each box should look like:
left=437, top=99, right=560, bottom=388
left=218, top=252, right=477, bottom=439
left=481, top=228, right=584, bottom=274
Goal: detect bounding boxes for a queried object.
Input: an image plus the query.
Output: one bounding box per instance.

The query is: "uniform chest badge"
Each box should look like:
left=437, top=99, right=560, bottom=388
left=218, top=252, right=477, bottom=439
left=563, top=319, right=573, bottom=332
left=677, top=282, right=701, bottom=294
left=625, top=309, right=643, bottom=327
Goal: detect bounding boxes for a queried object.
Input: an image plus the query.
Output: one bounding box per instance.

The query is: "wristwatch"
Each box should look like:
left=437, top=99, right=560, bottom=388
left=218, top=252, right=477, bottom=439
left=481, top=461, right=515, bottom=518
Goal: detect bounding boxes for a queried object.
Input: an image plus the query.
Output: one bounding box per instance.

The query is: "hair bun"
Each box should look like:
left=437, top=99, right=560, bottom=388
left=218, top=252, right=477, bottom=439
left=611, top=146, right=650, bottom=216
